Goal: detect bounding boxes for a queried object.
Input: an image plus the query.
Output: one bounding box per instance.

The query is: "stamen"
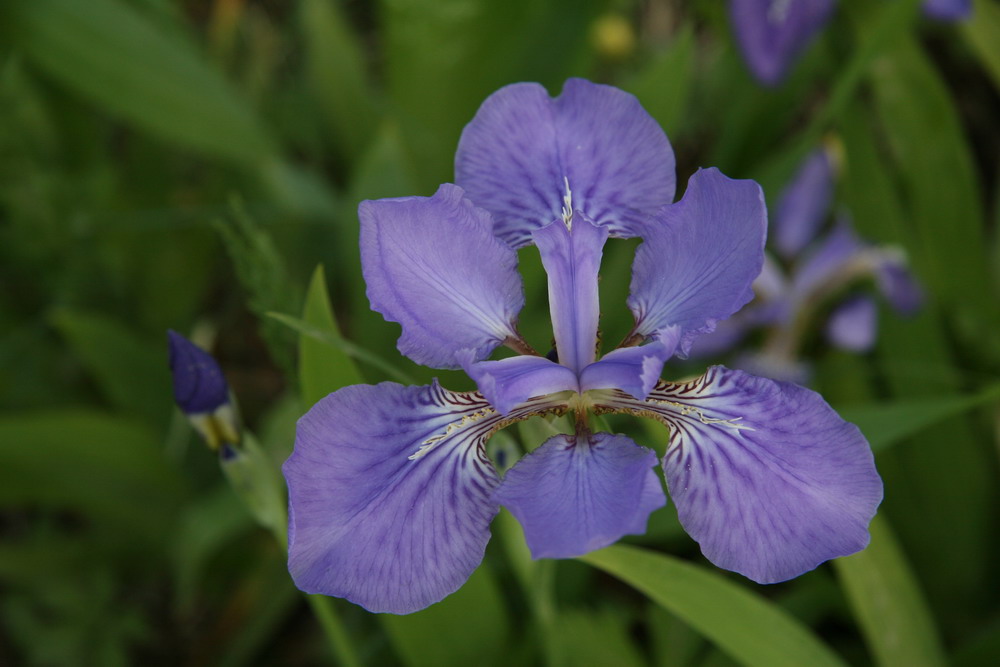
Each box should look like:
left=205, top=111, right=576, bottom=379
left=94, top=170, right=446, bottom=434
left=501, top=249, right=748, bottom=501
left=561, top=176, right=574, bottom=230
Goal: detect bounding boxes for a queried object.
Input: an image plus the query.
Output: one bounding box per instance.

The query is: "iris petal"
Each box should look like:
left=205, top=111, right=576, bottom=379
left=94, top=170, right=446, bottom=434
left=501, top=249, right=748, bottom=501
left=595, top=366, right=881, bottom=583
left=464, top=355, right=577, bottom=416
left=455, top=78, right=675, bottom=247
left=285, top=381, right=505, bottom=614
left=495, top=432, right=666, bottom=559
left=923, top=0, right=971, bottom=21
left=826, top=295, right=877, bottom=352
left=774, top=149, right=833, bottom=259
left=580, top=326, right=681, bottom=400
left=359, top=184, right=524, bottom=369
left=729, top=0, right=836, bottom=86
left=533, top=217, right=609, bottom=374
left=628, top=168, right=766, bottom=356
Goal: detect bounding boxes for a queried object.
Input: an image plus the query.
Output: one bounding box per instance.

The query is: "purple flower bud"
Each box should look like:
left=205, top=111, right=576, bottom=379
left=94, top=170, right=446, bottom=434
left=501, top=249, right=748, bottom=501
left=167, top=330, right=239, bottom=449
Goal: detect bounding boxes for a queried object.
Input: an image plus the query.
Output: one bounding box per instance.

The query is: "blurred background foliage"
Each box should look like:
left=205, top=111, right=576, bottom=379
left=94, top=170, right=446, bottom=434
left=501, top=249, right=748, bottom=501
left=0, top=0, right=998, bottom=665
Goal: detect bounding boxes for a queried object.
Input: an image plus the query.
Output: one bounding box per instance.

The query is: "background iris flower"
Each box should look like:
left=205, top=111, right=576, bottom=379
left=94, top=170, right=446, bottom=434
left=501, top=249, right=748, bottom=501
left=690, top=147, right=923, bottom=383
left=283, top=79, right=883, bottom=615
left=731, top=0, right=973, bottom=85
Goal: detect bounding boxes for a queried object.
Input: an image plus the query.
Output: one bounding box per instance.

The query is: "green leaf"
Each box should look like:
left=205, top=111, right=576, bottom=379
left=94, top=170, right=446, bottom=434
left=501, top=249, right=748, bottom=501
left=299, top=265, right=364, bottom=408
left=381, top=0, right=600, bottom=190
left=838, top=384, right=1000, bottom=452
left=269, top=311, right=413, bottom=384
left=300, top=0, right=379, bottom=161
left=172, top=485, right=255, bottom=612
left=3, top=0, right=276, bottom=163
left=963, top=0, right=1000, bottom=94
left=0, top=409, right=185, bottom=544
left=624, top=25, right=695, bottom=138
left=834, top=515, right=947, bottom=667
left=868, top=36, right=997, bottom=337
left=214, top=200, right=299, bottom=373
left=381, top=566, right=512, bottom=667
left=579, top=545, right=847, bottom=667
left=49, top=308, right=171, bottom=427
left=550, top=608, right=647, bottom=667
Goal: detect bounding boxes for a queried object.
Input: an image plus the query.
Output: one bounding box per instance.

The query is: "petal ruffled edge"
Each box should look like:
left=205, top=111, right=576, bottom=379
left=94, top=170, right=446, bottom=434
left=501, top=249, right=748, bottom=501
left=359, top=183, right=524, bottom=369
left=455, top=78, right=676, bottom=247
left=285, top=381, right=504, bottom=613
left=627, top=168, right=766, bottom=357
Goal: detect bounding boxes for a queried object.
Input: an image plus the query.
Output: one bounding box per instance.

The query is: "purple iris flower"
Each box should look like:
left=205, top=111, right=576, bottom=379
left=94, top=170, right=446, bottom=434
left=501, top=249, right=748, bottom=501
left=283, top=80, right=882, bottom=614
left=690, top=147, right=922, bottom=382
left=168, top=330, right=240, bottom=452
left=731, top=0, right=972, bottom=86
left=729, top=0, right=837, bottom=86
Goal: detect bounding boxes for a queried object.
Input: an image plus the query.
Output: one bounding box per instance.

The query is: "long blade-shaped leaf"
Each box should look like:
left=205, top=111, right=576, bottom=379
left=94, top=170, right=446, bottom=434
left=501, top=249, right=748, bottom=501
left=5, top=0, right=276, bottom=162
left=834, top=516, right=947, bottom=667
left=579, top=544, right=847, bottom=667
left=298, top=265, right=365, bottom=408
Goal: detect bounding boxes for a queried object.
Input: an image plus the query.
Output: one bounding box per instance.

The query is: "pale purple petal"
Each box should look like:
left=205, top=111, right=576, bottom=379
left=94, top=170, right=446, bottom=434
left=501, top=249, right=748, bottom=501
left=359, top=184, right=523, bottom=369
left=596, top=367, right=881, bottom=582
left=495, top=432, right=666, bottom=558
left=923, top=0, right=971, bottom=21
left=733, top=351, right=812, bottom=385
left=755, top=254, right=790, bottom=302
left=685, top=315, right=751, bottom=359
left=533, top=217, right=609, bottom=374
left=455, top=79, right=675, bottom=247
left=464, top=354, right=578, bottom=416
left=285, top=381, right=504, bottom=614
left=774, top=149, right=833, bottom=259
left=628, top=168, right=766, bottom=356
left=826, top=295, right=877, bottom=352
left=580, top=326, right=681, bottom=399
left=873, top=252, right=923, bottom=315
left=791, top=223, right=862, bottom=298
left=729, top=0, right=837, bottom=86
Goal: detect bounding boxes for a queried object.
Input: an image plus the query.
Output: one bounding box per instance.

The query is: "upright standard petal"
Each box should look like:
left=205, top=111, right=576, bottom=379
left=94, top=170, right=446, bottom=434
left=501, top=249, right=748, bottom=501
left=730, top=0, right=837, bottom=86
left=533, top=217, right=609, bottom=373
left=774, top=149, right=833, bottom=259
left=628, top=168, right=766, bottom=356
left=594, top=367, right=882, bottom=583
left=285, top=382, right=504, bottom=614
left=495, top=432, right=666, bottom=559
left=360, top=184, right=524, bottom=369
left=455, top=79, right=675, bottom=247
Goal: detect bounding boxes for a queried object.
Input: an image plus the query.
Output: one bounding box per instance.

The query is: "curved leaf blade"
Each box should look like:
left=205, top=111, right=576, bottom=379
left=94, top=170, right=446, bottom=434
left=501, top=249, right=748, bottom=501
left=579, top=544, right=847, bottom=667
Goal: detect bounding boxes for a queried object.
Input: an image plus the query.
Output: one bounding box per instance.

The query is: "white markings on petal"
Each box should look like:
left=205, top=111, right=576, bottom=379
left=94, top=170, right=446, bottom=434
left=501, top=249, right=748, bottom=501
left=561, top=176, right=574, bottom=230
left=410, top=407, right=496, bottom=460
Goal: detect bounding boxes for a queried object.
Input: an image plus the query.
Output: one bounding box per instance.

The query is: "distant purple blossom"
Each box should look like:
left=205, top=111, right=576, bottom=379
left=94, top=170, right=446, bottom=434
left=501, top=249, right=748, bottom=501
left=690, top=147, right=922, bottom=382
left=731, top=0, right=973, bottom=86
left=283, top=80, right=882, bottom=614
